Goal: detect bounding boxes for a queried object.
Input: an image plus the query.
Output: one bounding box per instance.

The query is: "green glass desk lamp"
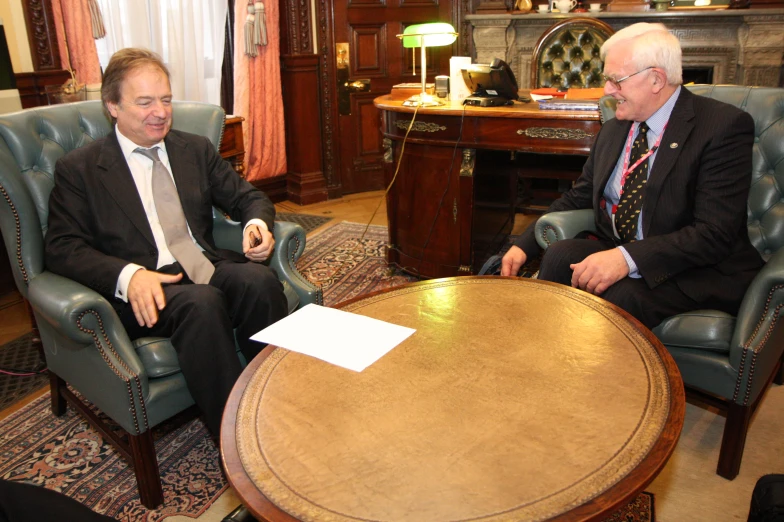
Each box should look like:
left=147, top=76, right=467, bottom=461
left=397, top=22, right=458, bottom=107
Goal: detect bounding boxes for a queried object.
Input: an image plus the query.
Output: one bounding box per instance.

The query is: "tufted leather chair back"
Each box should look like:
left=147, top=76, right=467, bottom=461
left=531, top=18, right=614, bottom=90
left=0, top=100, right=225, bottom=299
left=599, top=85, right=784, bottom=262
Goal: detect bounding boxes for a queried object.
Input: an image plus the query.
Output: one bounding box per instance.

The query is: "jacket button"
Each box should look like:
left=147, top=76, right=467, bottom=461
left=149, top=250, right=157, bottom=256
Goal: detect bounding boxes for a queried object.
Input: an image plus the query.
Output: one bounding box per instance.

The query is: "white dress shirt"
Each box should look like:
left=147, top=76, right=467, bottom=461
left=113, top=126, right=266, bottom=301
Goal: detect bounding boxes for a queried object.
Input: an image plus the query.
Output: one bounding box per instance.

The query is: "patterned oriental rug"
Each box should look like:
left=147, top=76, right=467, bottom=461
left=0, top=221, right=654, bottom=521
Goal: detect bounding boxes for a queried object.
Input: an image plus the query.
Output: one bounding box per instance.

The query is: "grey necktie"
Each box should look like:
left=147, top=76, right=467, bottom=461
left=134, top=147, right=215, bottom=284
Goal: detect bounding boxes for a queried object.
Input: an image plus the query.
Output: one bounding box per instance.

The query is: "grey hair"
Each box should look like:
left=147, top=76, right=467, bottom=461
left=600, top=23, right=682, bottom=86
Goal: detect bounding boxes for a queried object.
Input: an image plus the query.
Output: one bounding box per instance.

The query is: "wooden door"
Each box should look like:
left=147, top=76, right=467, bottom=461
left=332, top=0, right=454, bottom=194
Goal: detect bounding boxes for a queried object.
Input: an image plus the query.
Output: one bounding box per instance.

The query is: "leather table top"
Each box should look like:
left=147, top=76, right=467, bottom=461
left=223, top=277, right=684, bottom=522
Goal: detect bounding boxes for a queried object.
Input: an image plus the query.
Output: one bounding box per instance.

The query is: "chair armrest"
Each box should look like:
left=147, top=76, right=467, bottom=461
left=27, top=271, right=152, bottom=432
left=212, top=211, right=321, bottom=307
left=729, top=248, right=784, bottom=404
left=212, top=208, right=244, bottom=252
left=535, top=209, right=595, bottom=250
left=28, top=272, right=135, bottom=352
left=270, top=221, right=322, bottom=307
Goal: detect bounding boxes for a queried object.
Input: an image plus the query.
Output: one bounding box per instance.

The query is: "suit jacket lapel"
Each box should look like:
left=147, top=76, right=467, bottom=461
left=641, top=88, right=695, bottom=236
left=97, top=132, right=156, bottom=248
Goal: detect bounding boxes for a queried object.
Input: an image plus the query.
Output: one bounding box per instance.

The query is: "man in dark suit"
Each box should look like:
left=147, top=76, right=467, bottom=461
left=501, top=23, right=763, bottom=329
left=44, top=48, right=288, bottom=436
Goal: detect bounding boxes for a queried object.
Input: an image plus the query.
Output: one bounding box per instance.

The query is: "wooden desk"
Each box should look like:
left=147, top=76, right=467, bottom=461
left=220, top=116, right=246, bottom=176
left=374, top=96, right=601, bottom=278
left=221, top=277, right=685, bottom=522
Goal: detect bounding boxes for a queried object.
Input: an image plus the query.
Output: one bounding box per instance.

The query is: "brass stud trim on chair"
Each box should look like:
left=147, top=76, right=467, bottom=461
left=0, top=182, right=28, bottom=285
left=732, top=285, right=784, bottom=405
left=77, top=309, right=148, bottom=433
left=541, top=225, right=557, bottom=247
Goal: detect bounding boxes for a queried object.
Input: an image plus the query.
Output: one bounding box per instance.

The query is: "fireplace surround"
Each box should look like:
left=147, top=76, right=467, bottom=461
left=466, top=9, right=784, bottom=88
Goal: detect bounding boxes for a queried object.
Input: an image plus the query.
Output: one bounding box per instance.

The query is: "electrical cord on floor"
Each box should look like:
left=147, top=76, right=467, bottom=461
left=0, top=365, right=47, bottom=377
left=328, top=106, right=423, bottom=284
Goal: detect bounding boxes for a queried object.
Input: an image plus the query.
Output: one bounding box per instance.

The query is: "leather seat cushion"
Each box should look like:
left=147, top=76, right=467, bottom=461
left=134, top=337, right=182, bottom=378
left=135, top=326, right=259, bottom=378
left=652, top=310, right=736, bottom=354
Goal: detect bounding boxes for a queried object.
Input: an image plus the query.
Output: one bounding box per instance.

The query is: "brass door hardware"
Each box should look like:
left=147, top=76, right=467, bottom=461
left=336, top=42, right=370, bottom=116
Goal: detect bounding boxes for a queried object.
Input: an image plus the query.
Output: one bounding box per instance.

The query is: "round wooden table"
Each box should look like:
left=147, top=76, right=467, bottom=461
left=221, top=277, right=684, bottom=522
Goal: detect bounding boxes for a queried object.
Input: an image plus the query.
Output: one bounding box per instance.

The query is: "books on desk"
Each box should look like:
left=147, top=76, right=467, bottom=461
left=538, top=99, right=600, bottom=111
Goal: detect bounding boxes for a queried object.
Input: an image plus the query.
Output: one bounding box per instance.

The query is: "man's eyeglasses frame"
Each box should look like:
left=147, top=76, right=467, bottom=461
left=602, top=66, right=655, bottom=90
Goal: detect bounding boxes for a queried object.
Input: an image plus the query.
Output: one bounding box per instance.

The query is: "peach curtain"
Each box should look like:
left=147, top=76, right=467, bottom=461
left=51, top=0, right=102, bottom=85
left=233, top=0, right=287, bottom=181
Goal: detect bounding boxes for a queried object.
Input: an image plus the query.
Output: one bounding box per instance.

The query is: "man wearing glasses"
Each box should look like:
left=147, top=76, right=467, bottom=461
left=501, top=22, right=763, bottom=329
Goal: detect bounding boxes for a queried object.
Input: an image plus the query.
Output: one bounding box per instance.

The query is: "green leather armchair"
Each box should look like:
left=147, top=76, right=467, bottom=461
left=0, top=101, right=321, bottom=508
left=534, top=85, right=784, bottom=480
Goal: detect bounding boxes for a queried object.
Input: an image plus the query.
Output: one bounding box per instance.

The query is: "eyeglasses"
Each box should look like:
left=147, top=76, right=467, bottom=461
left=602, top=66, right=655, bottom=90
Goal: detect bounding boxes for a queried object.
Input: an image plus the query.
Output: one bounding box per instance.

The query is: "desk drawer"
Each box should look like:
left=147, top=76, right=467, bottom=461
left=383, top=112, right=464, bottom=142
left=475, top=117, right=599, bottom=155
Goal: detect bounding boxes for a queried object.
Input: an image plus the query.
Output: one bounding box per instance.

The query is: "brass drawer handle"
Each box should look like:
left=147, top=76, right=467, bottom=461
left=517, top=127, right=595, bottom=140
left=396, top=120, right=446, bottom=133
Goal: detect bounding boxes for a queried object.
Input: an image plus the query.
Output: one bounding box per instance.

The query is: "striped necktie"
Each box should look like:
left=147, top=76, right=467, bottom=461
left=615, top=122, right=649, bottom=243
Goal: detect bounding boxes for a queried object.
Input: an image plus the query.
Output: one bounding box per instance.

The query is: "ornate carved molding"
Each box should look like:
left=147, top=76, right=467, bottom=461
left=21, top=0, right=61, bottom=71
left=318, top=0, right=338, bottom=189
left=518, top=128, right=595, bottom=140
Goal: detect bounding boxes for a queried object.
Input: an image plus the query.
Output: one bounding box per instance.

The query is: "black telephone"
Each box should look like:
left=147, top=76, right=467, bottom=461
left=461, top=58, right=520, bottom=107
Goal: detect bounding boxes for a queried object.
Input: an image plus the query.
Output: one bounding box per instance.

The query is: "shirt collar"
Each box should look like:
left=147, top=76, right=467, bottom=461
left=115, top=124, right=168, bottom=162
left=640, top=85, right=681, bottom=137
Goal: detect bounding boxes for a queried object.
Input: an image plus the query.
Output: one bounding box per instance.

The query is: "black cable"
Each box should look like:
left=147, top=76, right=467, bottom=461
left=326, top=106, right=422, bottom=287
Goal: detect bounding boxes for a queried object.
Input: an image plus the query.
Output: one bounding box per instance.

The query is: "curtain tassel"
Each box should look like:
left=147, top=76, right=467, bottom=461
left=244, top=1, right=257, bottom=57
left=87, top=0, right=106, bottom=39
left=254, top=2, right=267, bottom=47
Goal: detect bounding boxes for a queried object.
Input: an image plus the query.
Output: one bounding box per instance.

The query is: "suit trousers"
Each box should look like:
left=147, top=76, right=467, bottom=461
left=119, top=259, right=288, bottom=436
left=0, top=479, right=114, bottom=522
left=537, top=239, right=698, bottom=329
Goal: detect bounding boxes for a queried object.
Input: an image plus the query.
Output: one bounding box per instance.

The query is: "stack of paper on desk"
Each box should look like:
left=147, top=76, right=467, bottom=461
left=251, top=304, right=416, bottom=372
left=538, top=99, right=600, bottom=111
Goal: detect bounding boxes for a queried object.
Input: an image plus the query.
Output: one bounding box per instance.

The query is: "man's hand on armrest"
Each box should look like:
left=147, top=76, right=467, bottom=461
left=501, top=246, right=528, bottom=277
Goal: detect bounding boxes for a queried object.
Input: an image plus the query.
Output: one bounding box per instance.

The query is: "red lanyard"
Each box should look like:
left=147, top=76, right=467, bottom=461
left=619, top=122, right=667, bottom=192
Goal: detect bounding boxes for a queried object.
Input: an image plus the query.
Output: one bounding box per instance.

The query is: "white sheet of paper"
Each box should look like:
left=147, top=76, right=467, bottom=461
left=530, top=94, right=553, bottom=101
left=250, top=304, right=416, bottom=372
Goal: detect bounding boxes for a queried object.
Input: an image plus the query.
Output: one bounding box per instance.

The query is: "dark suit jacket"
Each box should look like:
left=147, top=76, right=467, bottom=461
left=44, top=129, right=275, bottom=302
left=515, top=88, right=764, bottom=306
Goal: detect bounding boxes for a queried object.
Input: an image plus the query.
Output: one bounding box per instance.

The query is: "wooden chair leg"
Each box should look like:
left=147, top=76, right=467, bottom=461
left=717, top=401, right=752, bottom=480
left=49, top=372, right=67, bottom=417
left=129, top=430, right=164, bottom=509
left=24, top=298, right=45, bottom=362
left=774, top=358, right=784, bottom=386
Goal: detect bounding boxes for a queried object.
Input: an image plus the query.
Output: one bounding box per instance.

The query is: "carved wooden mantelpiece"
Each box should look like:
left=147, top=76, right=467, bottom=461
left=466, top=9, right=784, bottom=88
left=21, top=0, right=61, bottom=71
